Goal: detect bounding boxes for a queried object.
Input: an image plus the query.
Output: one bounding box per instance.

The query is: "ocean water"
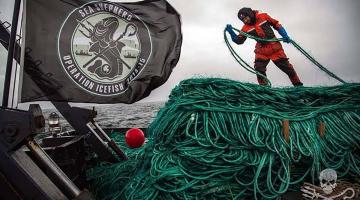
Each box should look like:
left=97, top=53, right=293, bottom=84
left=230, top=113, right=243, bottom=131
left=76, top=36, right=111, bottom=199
left=42, top=101, right=165, bottom=132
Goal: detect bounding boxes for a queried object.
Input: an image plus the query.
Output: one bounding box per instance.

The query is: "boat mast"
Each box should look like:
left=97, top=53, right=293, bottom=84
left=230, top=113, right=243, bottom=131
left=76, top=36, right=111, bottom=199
left=2, top=0, right=21, bottom=107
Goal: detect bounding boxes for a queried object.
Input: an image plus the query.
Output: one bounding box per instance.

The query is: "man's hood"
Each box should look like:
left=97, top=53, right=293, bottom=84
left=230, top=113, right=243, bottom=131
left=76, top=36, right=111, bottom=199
left=238, top=7, right=256, bottom=25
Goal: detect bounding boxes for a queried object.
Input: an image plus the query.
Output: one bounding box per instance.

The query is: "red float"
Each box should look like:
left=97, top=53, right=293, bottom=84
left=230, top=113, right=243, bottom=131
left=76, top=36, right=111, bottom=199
left=125, top=128, right=145, bottom=148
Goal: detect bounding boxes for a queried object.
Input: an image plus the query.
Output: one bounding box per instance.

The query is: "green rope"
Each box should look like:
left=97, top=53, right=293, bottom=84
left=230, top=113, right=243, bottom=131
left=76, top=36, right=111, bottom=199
left=224, top=27, right=346, bottom=84
left=88, top=78, right=360, bottom=200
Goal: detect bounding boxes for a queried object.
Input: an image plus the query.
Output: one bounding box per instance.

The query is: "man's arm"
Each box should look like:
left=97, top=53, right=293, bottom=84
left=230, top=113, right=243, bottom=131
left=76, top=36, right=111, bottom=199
left=236, top=34, right=247, bottom=44
left=263, top=13, right=282, bottom=30
left=226, top=24, right=247, bottom=44
left=264, top=13, right=291, bottom=43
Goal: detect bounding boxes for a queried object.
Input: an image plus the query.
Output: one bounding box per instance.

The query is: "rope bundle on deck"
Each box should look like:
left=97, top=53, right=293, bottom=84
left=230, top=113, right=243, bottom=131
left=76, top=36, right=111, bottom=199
left=88, top=78, right=360, bottom=200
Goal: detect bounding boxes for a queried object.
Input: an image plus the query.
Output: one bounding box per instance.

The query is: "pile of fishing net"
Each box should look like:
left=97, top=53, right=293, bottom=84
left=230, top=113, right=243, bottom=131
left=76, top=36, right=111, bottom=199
left=87, top=78, right=360, bottom=199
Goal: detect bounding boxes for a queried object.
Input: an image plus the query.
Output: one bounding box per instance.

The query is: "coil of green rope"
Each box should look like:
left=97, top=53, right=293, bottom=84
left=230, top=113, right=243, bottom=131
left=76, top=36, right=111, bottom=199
left=87, top=78, right=360, bottom=200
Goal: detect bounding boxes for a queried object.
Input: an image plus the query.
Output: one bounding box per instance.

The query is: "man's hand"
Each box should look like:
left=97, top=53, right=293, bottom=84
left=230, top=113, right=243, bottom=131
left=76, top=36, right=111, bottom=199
left=278, top=26, right=291, bottom=43
left=225, top=24, right=233, bottom=33
left=225, top=24, right=239, bottom=43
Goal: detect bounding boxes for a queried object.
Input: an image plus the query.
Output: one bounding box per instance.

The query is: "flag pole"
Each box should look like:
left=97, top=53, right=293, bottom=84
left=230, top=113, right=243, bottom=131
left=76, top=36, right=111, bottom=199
left=2, top=0, right=21, bottom=107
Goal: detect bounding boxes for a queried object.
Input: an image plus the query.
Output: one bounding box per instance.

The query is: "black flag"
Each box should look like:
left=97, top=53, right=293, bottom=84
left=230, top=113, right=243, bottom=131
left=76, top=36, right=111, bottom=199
left=21, top=0, right=182, bottom=103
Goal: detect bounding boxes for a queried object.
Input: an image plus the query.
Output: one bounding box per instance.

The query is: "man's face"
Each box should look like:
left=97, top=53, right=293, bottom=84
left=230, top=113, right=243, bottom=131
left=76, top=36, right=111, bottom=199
left=241, top=16, right=251, bottom=25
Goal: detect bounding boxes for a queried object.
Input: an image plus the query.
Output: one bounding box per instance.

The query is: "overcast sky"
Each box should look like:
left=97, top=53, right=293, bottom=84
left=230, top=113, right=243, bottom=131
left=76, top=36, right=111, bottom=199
left=145, top=0, right=360, bottom=101
left=1, top=0, right=360, bottom=107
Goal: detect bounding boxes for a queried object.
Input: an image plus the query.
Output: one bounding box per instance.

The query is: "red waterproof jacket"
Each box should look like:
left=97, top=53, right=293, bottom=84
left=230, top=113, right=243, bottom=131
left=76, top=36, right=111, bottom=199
left=237, top=11, right=286, bottom=60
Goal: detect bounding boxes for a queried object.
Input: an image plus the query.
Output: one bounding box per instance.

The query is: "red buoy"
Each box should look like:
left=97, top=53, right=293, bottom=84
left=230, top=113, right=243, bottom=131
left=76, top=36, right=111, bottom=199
left=125, top=128, right=145, bottom=148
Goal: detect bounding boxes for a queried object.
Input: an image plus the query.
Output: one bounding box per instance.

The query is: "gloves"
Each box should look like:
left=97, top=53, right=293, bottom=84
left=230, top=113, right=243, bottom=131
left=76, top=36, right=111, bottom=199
left=225, top=24, right=239, bottom=43
left=278, top=27, right=291, bottom=43
left=225, top=24, right=233, bottom=33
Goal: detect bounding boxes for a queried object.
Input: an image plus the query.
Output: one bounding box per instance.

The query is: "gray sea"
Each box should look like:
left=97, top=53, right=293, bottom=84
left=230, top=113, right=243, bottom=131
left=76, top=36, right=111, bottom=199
left=41, top=101, right=165, bottom=132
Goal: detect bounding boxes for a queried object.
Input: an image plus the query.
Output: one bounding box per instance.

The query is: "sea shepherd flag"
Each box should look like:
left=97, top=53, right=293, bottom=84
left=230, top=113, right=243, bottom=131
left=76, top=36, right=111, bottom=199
left=20, top=0, right=182, bottom=103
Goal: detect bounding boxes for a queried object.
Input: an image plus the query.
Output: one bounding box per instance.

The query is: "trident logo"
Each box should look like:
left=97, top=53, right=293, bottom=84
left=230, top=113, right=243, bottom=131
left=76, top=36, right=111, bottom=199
left=77, top=17, right=137, bottom=79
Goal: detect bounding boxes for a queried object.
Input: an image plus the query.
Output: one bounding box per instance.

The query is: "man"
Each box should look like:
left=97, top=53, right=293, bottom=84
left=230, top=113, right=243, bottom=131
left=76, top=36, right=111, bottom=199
left=226, top=7, right=303, bottom=86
